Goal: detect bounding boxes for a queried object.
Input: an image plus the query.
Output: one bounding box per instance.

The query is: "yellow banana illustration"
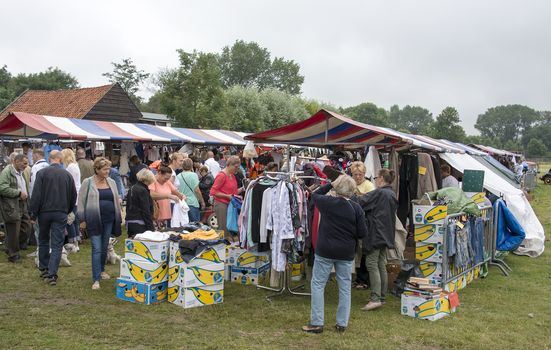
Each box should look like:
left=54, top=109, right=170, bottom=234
left=168, top=285, right=180, bottom=303
left=187, top=266, right=224, bottom=285
left=196, top=248, right=223, bottom=264
left=126, top=260, right=167, bottom=283
left=174, top=249, right=184, bottom=264
left=190, top=287, right=224, bottom=305
left=236, top=252, right=269, bottom=266
left=415, top=243, right=438, bottom=260
left=125, top=240, right=157, bottom=263
left=446, top=280, right=457, bottom=292
left=168, top=265, right=179, bottom=283
left=425, top=206, right=447, bottom=223
left=414, top=225, right=436, bottom=241
left=131, top=285, right=146, bottom=303
left=470, top=192, right=486, bottom=204
left=156, top=288, right=167, bottom=301
left=419, top=262, right=437, bottom=277
left=414, top=298, right=450, bottom=318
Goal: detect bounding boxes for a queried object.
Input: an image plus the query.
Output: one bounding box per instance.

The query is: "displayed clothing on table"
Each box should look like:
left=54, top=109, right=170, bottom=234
left=416, top=152, right=438, bottom=199
left=134, top=231, right=171, bottom=241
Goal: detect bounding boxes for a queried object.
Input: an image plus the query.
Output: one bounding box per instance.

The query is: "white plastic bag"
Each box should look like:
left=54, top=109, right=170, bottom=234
left=243, top=141, right=258, bottom=158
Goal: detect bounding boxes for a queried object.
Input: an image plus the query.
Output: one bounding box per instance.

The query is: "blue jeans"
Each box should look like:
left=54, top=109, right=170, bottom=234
left=310, top=254, right=353, bottom=327
left=90, top=221, right=114, bottom=282
left=188, top=206, right=200, bottom=222
left=38, top=211, right=68, bottom=277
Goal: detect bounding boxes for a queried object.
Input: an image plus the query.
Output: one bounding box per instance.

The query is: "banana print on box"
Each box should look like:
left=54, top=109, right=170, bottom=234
left=125, top=240, right=158, bottom=263
left=190, top=286, right=224, bottom=305
left=126, top=260, right=168, bottom=283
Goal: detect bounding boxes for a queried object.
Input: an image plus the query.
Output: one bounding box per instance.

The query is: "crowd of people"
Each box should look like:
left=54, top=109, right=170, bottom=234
left=0, top=145, right=240, bottom=290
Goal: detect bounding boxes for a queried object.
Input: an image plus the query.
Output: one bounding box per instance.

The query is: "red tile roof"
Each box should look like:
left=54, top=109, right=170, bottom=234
left=0, top=84, right=114, bottom=120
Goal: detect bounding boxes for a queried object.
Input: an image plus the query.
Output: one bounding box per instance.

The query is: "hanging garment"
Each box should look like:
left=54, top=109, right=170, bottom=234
left=431, top=155, right=443, bottom=189
left=226, top=196, right=242, bottom=235
left=397, top=154, right=418, bottom=228
left=389, top=148, right=400, bottom=196
left=266, top=181, right=296, bottom=272
left=470, top=217, right=485, bottom=264
left=364, top=146, right=382, bottom=181
left=416, top=153, right=438, bottom=199
left=494, top=199, right=526, bottom=252
left=171, top=200, right=190, bottom=227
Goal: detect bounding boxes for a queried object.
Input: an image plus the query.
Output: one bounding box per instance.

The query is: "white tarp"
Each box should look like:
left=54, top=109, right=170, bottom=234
left=441, top=152, right=545, bottom=257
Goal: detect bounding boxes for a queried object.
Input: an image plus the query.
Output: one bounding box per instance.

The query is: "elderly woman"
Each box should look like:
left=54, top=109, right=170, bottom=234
left=349, top=161, right=375, bottom=290
left=126, top=168, right=156, bottom=238
left=302, top=175, right=368, bottom=334
left=357, top=169, right=398, bottom=311
left=210, top=155, right=242, bottom=237
left=177, top=158, right=206, bottom=222
left=78, top=157, right=122, bottom=290
left=149, top=164, right=185, bottom=228
left=61, top=149, right=81, bottom=246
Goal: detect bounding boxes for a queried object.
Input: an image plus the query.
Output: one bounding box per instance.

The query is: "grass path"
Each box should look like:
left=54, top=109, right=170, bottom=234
left=1, top=182, right=550, bottom=349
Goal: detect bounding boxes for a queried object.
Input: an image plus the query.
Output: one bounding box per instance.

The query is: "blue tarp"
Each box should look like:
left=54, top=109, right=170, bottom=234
left=494, top=199, right=526, bottom=251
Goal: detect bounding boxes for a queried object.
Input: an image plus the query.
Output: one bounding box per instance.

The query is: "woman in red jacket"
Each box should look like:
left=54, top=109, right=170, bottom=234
left=210, top=155, right=242, bottom=238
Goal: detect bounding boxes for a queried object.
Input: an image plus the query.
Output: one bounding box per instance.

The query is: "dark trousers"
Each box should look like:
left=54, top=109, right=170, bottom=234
left=356, top=254, right=370, bottom=285
left=5, top=200, right=31, bottom=257
left=38, top=211, right=67, bottom=277
left=127, top=222, right=147, bottom=239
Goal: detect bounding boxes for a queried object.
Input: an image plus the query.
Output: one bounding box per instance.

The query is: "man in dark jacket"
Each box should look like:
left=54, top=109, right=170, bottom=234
left=125, top=168, right=155, bottom=237
left=29, top=150, right=77, bottom=286
left=128, top=155, right=147, bottom=186
left=356, top=169, right=398, bottom=311
left=0, top=153, right=31, bottom=263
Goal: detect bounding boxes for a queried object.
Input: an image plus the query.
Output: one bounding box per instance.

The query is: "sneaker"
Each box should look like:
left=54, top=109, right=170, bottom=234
left=92, top=281, right=100, bottom=290
left=44, top=276, right=57, bottom=286
left=7, top=255, right=22, bottom=263
left=100, top=272, right=110, bottom=280
left=301, top=325, right=323, bottom=334
left=361, top=301, right=383, bottom=311
left=39, top=269, right=49, bottom=279
left=335, top=324, right=347, bottom=334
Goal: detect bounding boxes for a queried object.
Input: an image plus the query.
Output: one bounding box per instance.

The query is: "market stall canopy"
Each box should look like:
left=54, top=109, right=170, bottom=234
left=469, top=144, right=521, bottom=157
left=0, top=112, right=246, bottom=145
left=245, top=109, right=452, bottom=152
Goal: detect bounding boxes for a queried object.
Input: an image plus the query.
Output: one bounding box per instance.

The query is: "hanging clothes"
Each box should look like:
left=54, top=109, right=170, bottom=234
left=417, top=153, right=438, bottom=199
left=431, top=155, right=443, bottom=189
left=389, top=148, right=400, bottom=196
left=397, top=154, right=418, bottom=229
left=364, top=146, right=382, bottom=182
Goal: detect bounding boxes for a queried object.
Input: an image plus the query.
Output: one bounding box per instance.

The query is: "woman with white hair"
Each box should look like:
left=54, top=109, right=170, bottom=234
left=125, top=168, right=156, bottom=238
left=302, top=174, right=368, bottom=334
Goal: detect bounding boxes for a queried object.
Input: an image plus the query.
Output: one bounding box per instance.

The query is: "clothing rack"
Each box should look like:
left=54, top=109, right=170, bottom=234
left=257, top=263, right=310, bottom=301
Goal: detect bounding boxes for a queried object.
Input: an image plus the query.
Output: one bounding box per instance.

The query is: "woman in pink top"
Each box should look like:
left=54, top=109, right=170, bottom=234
left=210, top=155, right=242, bottom=238
left=149, top=164, right=185, bottom=228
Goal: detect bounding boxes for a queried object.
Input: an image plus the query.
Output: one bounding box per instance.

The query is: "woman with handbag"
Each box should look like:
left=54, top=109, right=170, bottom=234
left=149, top=164, right=185, bottom=228
left=177, top=158, right=206, bottom=223
left=210, top=156, right=242, bottom=238
left=78, top=157, right=122, bottom=290
left=125, top=169, right=156, bottom=238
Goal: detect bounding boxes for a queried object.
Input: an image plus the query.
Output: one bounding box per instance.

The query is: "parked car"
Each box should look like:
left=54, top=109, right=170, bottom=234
left=540, top=168, right=551, bottom=185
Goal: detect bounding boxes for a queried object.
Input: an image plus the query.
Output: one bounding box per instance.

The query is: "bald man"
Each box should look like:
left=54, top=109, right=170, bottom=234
left=30, top=150, right=77, bottom=286
left=204, top=151, right=221, bottom=178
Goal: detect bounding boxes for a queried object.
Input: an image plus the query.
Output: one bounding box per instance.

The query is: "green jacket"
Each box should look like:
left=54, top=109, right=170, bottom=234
left=0, top=165, right=24, bottom=223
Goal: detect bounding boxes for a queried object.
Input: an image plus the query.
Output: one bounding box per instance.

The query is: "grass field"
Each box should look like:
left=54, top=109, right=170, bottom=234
left=1, top=182, right=550, bottom=349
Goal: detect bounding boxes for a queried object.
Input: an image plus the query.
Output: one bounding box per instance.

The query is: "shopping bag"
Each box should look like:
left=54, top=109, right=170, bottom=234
left=226, top=196, right=242, bottom=235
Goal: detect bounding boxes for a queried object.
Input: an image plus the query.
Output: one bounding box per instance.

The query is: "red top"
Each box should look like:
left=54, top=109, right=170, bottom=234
left=210, top=171, right=238, bottom=204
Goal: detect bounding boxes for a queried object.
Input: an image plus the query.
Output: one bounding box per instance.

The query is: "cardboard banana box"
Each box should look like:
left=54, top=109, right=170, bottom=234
left=227, top=247, right=270, bottom=268
left=169, top=242, right=226, bottom=268
left=124, top=239, right=169, bottom=264
left=412, top=204, right=448, bottom=225
left=401, top=293, right=453, bottom=321
left=414, top=224, right=445, bottom=244
left=231, top=263, right=270, bottom=286
left=168, top=262, right=225, bottom=288
left=116, top=278, right=168, bottom=305
left=417, top=262, right=443, bottom=282
left=168, top=283, right=224, bottom=309
left=120, top=258, right=168, bottom=283
left=415, top=242, right=444, bottom=263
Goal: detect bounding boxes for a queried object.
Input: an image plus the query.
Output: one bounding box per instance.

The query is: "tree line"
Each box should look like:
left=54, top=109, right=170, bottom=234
left=1, top=40, right=549, bottom=157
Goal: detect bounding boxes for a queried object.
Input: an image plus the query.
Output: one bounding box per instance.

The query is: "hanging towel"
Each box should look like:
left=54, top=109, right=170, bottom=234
left=171, top=200, right=190, bottom=227
left=364, top=146, right=382, bottom=182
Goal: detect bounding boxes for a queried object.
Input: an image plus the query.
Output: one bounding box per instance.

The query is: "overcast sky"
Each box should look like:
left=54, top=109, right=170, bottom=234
left=2, top=0, right=550, bottom=134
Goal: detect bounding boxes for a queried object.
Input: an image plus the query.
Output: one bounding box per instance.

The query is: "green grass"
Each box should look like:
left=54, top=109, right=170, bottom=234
left=1, top=183, right=550, bottom=349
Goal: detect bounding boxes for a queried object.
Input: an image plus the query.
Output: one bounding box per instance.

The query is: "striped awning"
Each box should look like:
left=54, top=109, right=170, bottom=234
left=246, top=109, right=459, bottom=152
left=0, top=112, right=246, bottom=145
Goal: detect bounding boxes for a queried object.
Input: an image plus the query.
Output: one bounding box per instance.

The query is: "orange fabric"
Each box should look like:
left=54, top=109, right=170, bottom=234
left=149, top=180, right=177, bottom=220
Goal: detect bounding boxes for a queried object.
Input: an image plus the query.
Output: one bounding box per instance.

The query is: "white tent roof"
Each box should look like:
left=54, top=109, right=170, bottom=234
left=440, top=152, right=544, bottom=257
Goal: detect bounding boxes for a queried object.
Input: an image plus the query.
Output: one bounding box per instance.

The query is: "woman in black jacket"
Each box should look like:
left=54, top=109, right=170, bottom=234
left=125, top=168, right=155, bottom=238
left=198, top=166, right=214, bottom=207
left=356, top=169, right=398, bottom=311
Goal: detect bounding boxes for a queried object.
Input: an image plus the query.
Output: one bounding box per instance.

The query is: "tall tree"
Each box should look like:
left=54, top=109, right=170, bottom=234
left=219, top=40, right=304, bottom=94
left=103, top=58, right=149, bottom=104
left=526, top=138, right=548, bottom=157
left=302, top=98, right=339, bottom=115
left=0, top=66, right=79, bottom=110
left=157, top=50, right=226, bottom=128
left=429, top=107, right=466, bottom=142
left=475, top=104, right=539, bottom=144
left=389, top=105, right=434, bottom=134
left=341, top=102, right=389, bottom=127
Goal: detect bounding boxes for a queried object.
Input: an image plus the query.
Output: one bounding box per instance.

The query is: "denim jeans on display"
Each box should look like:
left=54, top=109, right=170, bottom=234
left=470, top=218, right=485, bottom=264
left=90, top=221, right=114, bottom=282
left=310, top=254, right=353, bottom=327
left=38, top=211, right=68, bottom=277
left=447, top=223, right=457, bottom=258
left=454, top=227, right=470, bottom=270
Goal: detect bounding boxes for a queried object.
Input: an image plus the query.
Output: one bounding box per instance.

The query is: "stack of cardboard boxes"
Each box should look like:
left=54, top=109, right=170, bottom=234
left=116, top=239, right=170, bottom=305
left=167, top=241, right=225, bottom=308
left=226, top=246, right=270, bottom=285
left=401, top=277, right=457, bottom=321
